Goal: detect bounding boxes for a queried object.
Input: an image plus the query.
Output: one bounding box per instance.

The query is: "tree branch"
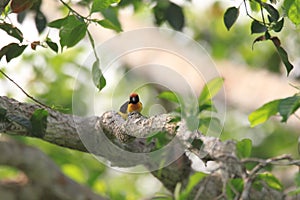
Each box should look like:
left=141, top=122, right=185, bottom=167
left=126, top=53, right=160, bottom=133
left=0, top=96, right=190, bottom=192
left=0, top=96, right=288, bottom=198
left=0, top=138, right=105, bottom=200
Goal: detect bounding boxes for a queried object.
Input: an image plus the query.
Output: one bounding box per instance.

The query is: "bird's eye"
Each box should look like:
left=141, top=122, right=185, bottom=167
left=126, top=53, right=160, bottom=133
left=130, top=95, right=139, bottom=104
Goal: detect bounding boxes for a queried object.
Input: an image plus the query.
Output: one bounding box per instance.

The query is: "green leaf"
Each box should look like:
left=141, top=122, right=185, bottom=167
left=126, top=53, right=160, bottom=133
left=224, top=7, right=240, bottom=31
left=48, top=17, right=67, bottom=28
left=17, top=11, right=27, bottom=23
left=199, top=77, right=224, bottom=104
left=256, top=173, right=283, bottom=191
left=92, top=59, right=106, bottom=91
left=226, top=178, right=244, bottom=200
left=165, top=2, right=185, bottom=31
left=101, top=7, right=122, bottom=32
left=152, top=2, right=184, bottom=30
left=198, top=117, right=222, bottom=135
left=236, top=138, right=252, bottom=159
left=147, top=131, right=171, bottom=149
left=0, top=43, right=27, bottom=62
left=251, top=20, right=267, bottom=34
left=96, top=19, right=122, bottom=32
left=262, top=3, right=280, bottom=22
left=278, top=95, right=300, bottom=122
left=59, top=15, right=87, bottom=48
left=30, top=108, right=48, bottom=138
left=46, top=40, right=59, bottom=53
left=35, top=11, right=47, bottom=33
left=248, top=99, right=280, bottom=127
left=91, top=0, right=120, bottom=13
left=284, top=0, right=300, bottom=25
left=157, top=91, right=180, bottom=104
left=0, top=22, right=23, bottom=42
left=153, top=4, right=166, bottom=26
left=198, top=100, right=215, bottom=113
left=275, top=46, right=294, bottom=76
left=250, top=1, right=260, bottom=12
left=272, top=18, right=284, bottom=32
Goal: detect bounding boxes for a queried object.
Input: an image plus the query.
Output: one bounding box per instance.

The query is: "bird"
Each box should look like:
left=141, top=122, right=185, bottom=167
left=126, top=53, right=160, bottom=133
left=119, top=93, right=143, bottom=119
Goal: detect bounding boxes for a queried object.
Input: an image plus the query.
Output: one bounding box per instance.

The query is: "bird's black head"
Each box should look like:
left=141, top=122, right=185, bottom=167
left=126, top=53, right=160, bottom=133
left=129, top=93, right=139, bottom=104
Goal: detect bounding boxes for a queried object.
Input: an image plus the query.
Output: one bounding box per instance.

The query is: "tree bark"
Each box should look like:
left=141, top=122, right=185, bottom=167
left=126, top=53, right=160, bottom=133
left=0, top=96, right=285, bottom=199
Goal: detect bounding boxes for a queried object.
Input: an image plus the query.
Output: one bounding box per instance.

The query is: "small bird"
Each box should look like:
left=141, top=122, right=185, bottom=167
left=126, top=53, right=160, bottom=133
left=119, top=93, right=143, bottom=119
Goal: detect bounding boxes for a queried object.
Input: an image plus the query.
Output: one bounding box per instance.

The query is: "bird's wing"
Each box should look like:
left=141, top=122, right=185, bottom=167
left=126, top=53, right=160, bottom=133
left=119, top=101, right=129, bottom=113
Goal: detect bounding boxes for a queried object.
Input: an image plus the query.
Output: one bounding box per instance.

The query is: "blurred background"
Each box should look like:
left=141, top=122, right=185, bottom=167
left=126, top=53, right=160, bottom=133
left=0, top=0, right=300, bottom=199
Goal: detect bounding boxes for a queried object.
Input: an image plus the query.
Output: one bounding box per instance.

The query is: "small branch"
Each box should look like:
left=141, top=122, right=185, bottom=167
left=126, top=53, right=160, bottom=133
left=259, top=1, right=266, bottom=25
left=243, top=0, right=269, bottom=25
left=243, top=0, right=259, bottom=21
left=240, top=154, right=293, bottom=199
left=0, top=69, right=51, bottom=109
left=59, top=0, right=85, bottom=18
left=87, top=30, right=99, bottom=61
left=242, top=154, right=299, bottom=167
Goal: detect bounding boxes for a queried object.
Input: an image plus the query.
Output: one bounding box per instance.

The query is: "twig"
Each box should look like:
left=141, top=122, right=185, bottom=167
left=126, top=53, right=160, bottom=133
left=244, top=0, right=270, bottom=25
left=242, top=154, right=300, bottom=167
left=0, top=69, right=51, bottom=109
left=240, top=154, right=296, bottom=199
left=243, top=0, right=259, bottom=21
left=87, top=30, right=99, bottom=60
left=58, top=0, right=85, bottom=18
left=259, top=1, right=266, bottom=25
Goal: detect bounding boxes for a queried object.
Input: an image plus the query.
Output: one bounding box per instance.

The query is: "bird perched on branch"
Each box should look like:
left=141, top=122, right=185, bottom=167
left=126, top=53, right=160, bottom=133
left=119, top=93, right=143, bottom=119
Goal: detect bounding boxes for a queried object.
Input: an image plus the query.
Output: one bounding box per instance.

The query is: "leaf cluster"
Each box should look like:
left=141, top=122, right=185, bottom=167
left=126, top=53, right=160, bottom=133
left=249, top=94, right=300, bottom=126
left=158, top=77, right=224, bottom=136
left=0, top=0, right=298, bottom=93
left=223, top=0, right=297, bottom=75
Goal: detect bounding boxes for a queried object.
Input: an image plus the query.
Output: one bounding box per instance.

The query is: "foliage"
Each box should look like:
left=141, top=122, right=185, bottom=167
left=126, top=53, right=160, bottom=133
left=29, top=108, right=48, bottom=138
left=0, top=0, right=298, bottom=92
left=223, top=0, right=296, bottom=75
left=249, top=94, right=300, bottom=127
left=92, top=59, right=106, bottom=91
left=0, top=0, right=300, bottom=199
left=236, top=138, right=252, bottom=159
left=226, top=178, right=244, bottom=200
left=158, top=77, right=223, bottom=134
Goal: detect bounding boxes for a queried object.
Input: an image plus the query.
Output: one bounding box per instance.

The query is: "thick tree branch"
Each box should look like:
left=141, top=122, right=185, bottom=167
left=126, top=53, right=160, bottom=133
left=0, top=96, right=190, bottom=192
left=0, top=96, right=287, bottom=198
left=0, top=138, right=105, bottom=200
